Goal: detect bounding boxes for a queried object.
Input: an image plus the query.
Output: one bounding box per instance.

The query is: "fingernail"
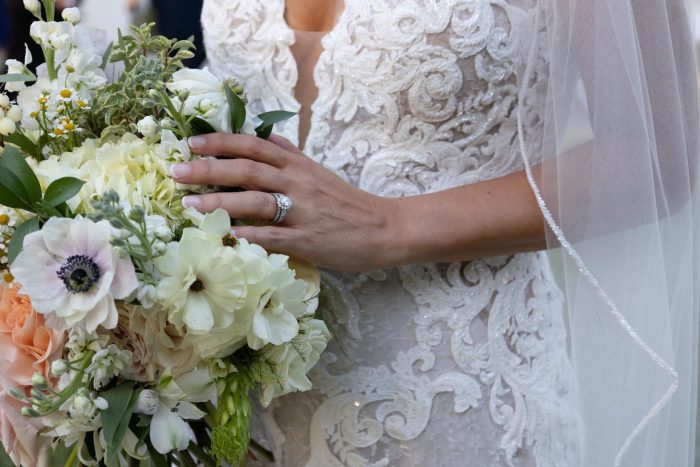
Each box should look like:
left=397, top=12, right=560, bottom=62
left=188, top=136, right=206, bottom=149
left=171, top=163, right=190, bottom=178
left=182, top=196, right=201, bottom=208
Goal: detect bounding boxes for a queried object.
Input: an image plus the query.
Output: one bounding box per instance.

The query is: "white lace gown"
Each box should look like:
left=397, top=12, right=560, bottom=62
left=202, top=1, right=580, bottom=465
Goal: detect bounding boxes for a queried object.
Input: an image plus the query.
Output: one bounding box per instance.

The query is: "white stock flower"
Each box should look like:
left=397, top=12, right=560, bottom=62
left=166, top=67, right=231, bottom=132
left=154, top=211, right=247, bottom=334
left=30, top=21, right=74, bottom=51
left=69, top=388, right=108, bottom=421
left=61, top=7, right=81, bottom=24
left=86, top=344, right=132, bottom=389
left=137, top=116, right=158, bottom=138
left=259, top=319, right=331, bottom=406
left=133, top=369, right=215, bottom=454
left=11, top=217, right=139, bottom=331
left=22, top=0, right=40, bottom=15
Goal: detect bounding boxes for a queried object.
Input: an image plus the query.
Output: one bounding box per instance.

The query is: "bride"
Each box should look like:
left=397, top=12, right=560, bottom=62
left=171, top=0, right=699, bottom=465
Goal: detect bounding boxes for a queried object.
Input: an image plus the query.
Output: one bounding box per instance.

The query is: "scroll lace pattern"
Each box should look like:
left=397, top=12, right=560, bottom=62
left=202, top=1, right=579, bottom=465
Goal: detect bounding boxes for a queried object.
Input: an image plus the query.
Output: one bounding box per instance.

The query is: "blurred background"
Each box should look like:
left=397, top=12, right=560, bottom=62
left=0, top=0, right=206, bottom=72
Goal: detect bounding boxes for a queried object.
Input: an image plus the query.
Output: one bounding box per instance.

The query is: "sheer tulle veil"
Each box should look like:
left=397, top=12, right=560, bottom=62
left=517, top=0, right=700, bottom=465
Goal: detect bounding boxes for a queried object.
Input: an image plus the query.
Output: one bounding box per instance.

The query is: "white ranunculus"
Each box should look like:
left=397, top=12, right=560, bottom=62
left=154, top=221, right=247, bottom=334
left=137, top=116, right=158, bottom=138
left=0, top=94, right=9, bottom=108
left=259, top=319, right=331, bottom=406
left=6, top=106, right=22, bottom=123
left=134, top=369, right=215, bottom=454
left=166, top=67, right=230, bottom=132
left=61, top=7, right=81, bottom=24
left=11, top=217, right=139, bottom=332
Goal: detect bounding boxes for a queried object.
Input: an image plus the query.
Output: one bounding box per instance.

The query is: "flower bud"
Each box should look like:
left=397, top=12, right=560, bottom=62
left=0, top=117, right=16, bottom=136
left=0, top=94, right=10, bottom=108
left=7, top=105, right=22, bottom=123
left=51, top=359, right=69, bottom=377
left=159, top=118, right=175, bottom=129
left=31, top=373, right=47, bottom=389
left=20, top=407, right=40, bottom=417
left=137, top=116, right=158, bottom=138
left=9, top=388, right=26, bottom=400
left=61, top=7, right=81, bottom=24
left=22, top=0, right=40, bottom=15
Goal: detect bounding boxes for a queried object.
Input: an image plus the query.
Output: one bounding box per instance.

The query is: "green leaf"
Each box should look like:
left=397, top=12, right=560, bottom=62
left=255, top=111, right=297, bottom=140
left=189, top=117, right=217, bottom=136
left=43, top=177, right=85, bottom=208
left=100, top=383, right=138, bottom=467
left=0, top=73, right=34, bottom=83
left=0, top=176, right=32, bottom=210
left=7, top=217, right=39, bottom=264
left=100, top=41, right=114, bottom=71
left=224, top=85, right=246, bottom=133
left=0, top=146, right=42, bottom=203
left=3, top=132, right=38, bottom=157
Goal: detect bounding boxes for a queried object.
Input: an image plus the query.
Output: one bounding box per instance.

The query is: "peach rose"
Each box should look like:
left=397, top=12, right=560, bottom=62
left=0, top=285, right=64, bottom=466
left=0, top=285, right=65, bottom=387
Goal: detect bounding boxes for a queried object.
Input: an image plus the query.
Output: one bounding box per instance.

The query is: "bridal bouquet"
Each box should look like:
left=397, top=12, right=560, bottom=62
left=0, top=1, right=330, bottom=465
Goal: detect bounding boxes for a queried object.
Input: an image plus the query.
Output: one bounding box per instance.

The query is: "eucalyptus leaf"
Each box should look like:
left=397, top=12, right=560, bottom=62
left=255, top=111, right=297, bottom=140
left=0, top=146, right=42, bottom=203
left=100, top=383, right=138, bottom=467
left=43, top=177, right=85, bottom=208
left=224, top=85, right=246, bottom=133
left=7, top=217, right=39, bottom=264
left=0, top=73, right=34, bottom=83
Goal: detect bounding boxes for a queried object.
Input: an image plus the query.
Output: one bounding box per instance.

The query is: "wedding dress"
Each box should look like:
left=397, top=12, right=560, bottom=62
left=201, top=1, right=579, bottom=466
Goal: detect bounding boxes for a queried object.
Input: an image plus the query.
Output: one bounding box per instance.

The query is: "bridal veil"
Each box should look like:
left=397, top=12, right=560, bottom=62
left=518, top=0, right=700, bottom=465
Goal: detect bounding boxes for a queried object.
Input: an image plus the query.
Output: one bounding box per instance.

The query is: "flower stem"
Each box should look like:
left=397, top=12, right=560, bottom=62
left=63, top=444, right=78, bottom=467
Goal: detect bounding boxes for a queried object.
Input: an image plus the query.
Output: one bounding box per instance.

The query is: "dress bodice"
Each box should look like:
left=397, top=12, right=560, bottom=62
left=202, top=1, right=578, bottom=466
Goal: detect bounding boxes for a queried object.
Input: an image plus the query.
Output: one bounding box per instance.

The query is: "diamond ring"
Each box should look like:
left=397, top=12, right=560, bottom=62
left=272, top=193, right=293, bottom=223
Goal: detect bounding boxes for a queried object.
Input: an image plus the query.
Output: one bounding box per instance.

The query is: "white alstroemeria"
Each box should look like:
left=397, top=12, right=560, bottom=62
left=154, top=213, right=247, bottom=334
left=166, top=67, right=231, bottom=132
left=133, top=369, right=216, bottom=454
left=62, top=7, right=81, bottom=24
left=11, top=217, right=139, bottom=331
left=259, top=319, right=331, bottom=406
left=86, top=344, right=132, bottom=389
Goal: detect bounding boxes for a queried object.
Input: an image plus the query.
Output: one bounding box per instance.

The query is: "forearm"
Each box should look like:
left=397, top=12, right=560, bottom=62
left=382, top=170, right=546, bottom=267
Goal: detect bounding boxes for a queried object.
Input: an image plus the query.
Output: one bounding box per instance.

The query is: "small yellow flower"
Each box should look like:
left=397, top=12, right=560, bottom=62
left=76, top=99, right=88, bottom=108
left=53, top=128, right=65, bottom=136
left=30, top=111, right=39, bottom=118
left=0, top=214, right=9, bottom=225
left=63, top=121, right=76, bottom=131
left=59, top=89, right=72, bottom=99
left=2, top=273, right=13, bottom=284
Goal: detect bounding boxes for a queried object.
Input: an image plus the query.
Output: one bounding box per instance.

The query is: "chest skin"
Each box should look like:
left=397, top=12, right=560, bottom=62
left=284, top=0, right=344, bottom=32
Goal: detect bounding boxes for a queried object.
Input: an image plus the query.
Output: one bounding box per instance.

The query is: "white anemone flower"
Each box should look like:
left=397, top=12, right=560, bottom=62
left=133, top=369, right=215, bottom=454
left=11, top=217, right=139, bottom=331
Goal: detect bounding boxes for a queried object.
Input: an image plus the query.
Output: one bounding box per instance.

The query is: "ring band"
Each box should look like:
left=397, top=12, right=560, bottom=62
left=272, top=193, right=293, bottom=223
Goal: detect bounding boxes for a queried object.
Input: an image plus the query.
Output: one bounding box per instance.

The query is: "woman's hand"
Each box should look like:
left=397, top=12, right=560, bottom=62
left=172, top=133, right=406, bottom=272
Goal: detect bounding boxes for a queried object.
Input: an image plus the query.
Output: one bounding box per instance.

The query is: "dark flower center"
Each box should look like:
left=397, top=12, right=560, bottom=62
left=190, top=279, right=205, bottom=292
left=57, top=255, right=101, bottom=294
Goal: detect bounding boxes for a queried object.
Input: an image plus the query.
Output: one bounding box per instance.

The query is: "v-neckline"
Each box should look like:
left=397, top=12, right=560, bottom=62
left=277, top=0, right=348, bottom=151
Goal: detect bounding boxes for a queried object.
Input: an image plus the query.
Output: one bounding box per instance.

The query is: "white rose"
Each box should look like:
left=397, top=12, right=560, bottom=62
left=61, top=7, right=81, bottom=24
left=259, top=319, right=331, bottom=406
left=23, top=0, right=40, bottom=15
left=137, top=116, right=158, bottom=138
left=6, top=106, right=22, bottom=123
left=0, top=117, right=16, bottom=136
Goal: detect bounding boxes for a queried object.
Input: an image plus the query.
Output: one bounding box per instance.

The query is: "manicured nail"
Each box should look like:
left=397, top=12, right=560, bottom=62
left=182, top=196, right=200, bottom=208
left=171, top=163, right=190, bottom=178
left=188, top=136, right=206, bottom=149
